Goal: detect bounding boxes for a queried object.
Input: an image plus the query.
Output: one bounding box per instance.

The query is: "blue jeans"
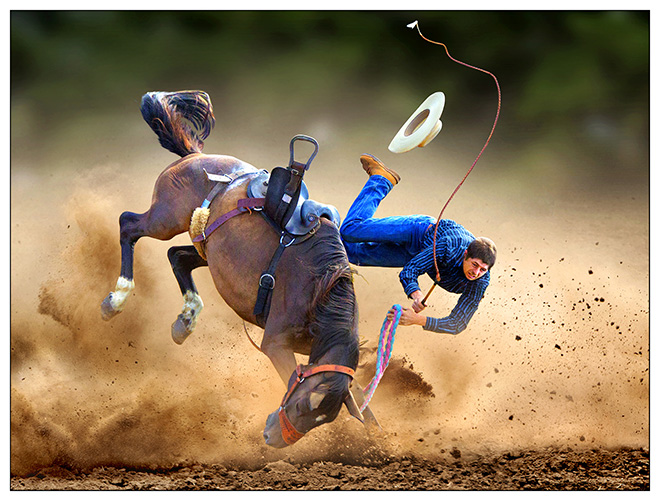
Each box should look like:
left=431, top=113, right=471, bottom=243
left=340, top=175, right=435, bottom=267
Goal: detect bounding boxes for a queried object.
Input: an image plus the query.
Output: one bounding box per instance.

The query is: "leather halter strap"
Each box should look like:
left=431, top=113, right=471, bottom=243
left=278, top=364, right=355, bottom=445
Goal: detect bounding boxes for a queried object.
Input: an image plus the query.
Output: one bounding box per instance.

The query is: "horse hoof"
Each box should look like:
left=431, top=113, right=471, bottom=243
left=101, top=295, right=120, bottom=321
left=171, top=315, right=193, bottom=345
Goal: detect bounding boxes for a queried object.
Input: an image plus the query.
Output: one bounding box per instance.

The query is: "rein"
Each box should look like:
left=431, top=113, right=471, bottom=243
left=348, top=24, right=501, bottom=420
left=360, top=304, right=401, bottom=411
left=410, top=21, right=501, bottom=305
left=243, top=321, right=262, bottom=353
left=278, top=364, right=355, bottom=445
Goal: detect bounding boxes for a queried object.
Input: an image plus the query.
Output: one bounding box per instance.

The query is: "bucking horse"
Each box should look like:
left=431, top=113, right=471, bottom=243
left=101, top=90, right=379, bottom=448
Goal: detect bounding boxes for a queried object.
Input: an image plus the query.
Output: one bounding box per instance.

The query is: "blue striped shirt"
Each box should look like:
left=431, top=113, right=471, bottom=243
left=399, top=219, right=490, bottom=335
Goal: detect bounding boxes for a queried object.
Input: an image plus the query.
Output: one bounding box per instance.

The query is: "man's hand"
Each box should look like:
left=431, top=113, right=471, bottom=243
left=410, top=289, right=426, bottom=313
left=387, top=307, right=426, bottom=327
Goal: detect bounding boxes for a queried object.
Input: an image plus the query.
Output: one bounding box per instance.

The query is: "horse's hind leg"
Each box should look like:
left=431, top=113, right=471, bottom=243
left=102, top=196, right=190, bottom=320
left=168, top=245, right=208, bottom=344
left=101, top=210, right=147, bottom=320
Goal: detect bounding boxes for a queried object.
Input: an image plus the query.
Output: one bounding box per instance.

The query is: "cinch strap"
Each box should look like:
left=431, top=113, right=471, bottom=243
left=253, top=232, right=296, bottom=326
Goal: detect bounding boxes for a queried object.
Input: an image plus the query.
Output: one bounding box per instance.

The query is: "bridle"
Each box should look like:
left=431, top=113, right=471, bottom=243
left=278, top=364, right=355, bottom=445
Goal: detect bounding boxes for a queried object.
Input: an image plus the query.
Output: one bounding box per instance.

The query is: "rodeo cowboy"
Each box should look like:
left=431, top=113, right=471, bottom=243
left=340, top=154, right=497, bottom=335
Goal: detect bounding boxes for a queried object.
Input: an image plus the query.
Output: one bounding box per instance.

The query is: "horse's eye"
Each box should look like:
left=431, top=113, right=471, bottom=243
left=295, top=399, right=309, bottom=415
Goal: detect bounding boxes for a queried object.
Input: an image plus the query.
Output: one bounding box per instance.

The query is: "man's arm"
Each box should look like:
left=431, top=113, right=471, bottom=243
left=399, top=240, right=445, bottom=298
left=394, top=278, right=488, bottom=335
left=425, top=279, right=488, bottom=334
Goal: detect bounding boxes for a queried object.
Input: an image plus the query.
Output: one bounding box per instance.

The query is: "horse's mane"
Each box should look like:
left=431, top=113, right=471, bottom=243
left=305, top=221, right=360, bottom=369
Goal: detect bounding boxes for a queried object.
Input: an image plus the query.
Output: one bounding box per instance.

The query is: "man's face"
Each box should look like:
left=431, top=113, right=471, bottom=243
left=463, top=251, right=489, bottom=281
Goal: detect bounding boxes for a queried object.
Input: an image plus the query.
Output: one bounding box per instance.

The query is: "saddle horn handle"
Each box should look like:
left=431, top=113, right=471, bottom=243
left=289, top=134, right=319, bottom=172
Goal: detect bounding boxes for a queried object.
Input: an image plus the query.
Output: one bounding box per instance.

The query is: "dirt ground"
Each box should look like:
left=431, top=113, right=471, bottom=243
left=10, top=101, right=649, bottom=490
left=10, top=448, right=650, bottom=490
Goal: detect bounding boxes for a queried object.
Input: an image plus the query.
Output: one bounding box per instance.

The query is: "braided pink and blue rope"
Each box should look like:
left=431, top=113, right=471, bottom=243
left=361, top=304, right=401, bottom=412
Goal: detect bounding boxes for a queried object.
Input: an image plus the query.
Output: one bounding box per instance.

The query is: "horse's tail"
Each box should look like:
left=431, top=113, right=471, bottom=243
left=140, top=90, right=216, bottom=157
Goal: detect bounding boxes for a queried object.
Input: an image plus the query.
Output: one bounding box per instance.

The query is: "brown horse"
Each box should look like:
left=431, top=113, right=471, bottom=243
left=101, top=91, right=378, bottom=448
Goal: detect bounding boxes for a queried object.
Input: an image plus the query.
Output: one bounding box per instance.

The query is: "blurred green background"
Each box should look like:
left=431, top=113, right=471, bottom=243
left=9, top=12, right=651, bottom=473
left=11, top=10, right=649, bottom=188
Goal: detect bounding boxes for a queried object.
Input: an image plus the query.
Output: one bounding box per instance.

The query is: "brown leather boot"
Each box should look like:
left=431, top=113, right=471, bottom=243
left=360, top=154, right=401, bottom=186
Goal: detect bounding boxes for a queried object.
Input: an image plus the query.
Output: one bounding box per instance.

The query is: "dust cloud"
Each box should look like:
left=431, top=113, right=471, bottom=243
left=10, top=124, right=648, bottom=477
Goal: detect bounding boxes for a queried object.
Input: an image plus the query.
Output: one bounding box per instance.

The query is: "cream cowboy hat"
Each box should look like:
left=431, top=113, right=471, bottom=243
left=388, top=92, right=445, bottom=153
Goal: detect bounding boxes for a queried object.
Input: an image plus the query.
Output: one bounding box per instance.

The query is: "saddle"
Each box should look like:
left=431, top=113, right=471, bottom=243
left=247, top=170, right=340, bottom=236
left=190, top=135, right=341, bottom=327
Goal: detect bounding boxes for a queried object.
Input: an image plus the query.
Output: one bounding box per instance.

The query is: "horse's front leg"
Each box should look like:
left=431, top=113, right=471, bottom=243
left=260, top=328, right=298, bottom=385
left=167, top=245, right=208, bottom=344
left=101, top=210, right=145, bottom=320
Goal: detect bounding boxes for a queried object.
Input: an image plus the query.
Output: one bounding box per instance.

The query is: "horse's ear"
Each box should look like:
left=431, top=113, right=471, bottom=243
left=344, top=392, right=364, bottom=423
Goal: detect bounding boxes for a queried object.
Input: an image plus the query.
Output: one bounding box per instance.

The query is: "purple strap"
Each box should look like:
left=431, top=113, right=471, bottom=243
left=192, top=197, right=265, bottom=243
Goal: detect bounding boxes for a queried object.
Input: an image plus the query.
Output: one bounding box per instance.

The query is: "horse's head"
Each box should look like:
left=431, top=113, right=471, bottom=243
left=263, top=364, right=357, bottom=448
left=264, top=228, right=364, bottom=447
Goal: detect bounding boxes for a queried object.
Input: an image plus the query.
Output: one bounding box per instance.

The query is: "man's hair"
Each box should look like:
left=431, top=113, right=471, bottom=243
left=466, top=237, right=497, bottom=269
